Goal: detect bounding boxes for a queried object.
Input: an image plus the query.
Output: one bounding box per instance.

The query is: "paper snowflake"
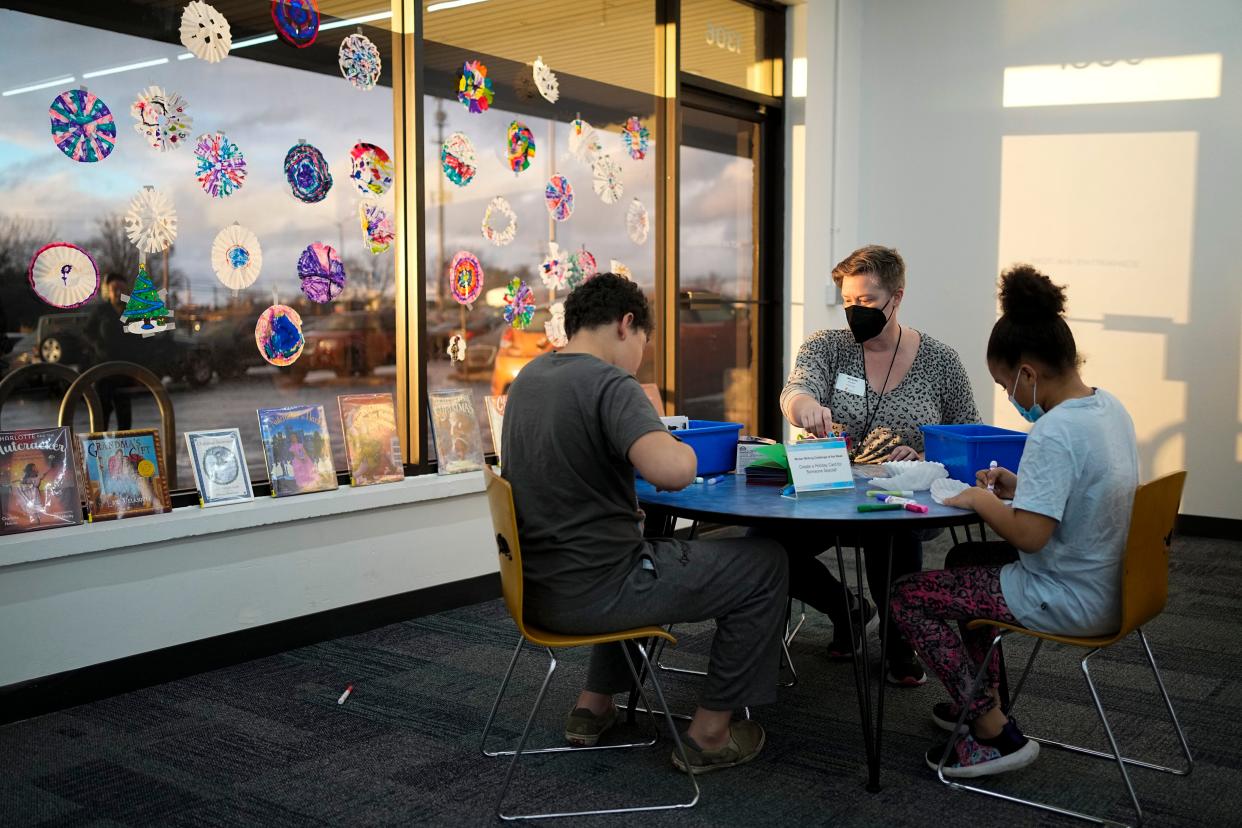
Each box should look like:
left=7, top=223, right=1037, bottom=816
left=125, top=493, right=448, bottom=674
left=545, top=174, right=574, bottom=222
left=481, top=197, right=516, bottom=246
left=27, top=243, right=99, bottom=309
left=627, top=198, right=650, bottom=245
left=592, top=153, right=624, bottom=204
left=180, top=1, right=231, bottom=63
left=457, top=60, right=494, bottom=114
left=545, top=301, right=568, bottom=348
left=125, top=188, right=178, bottom=253
left=504, top=278, right=536, bottom=329
left=339, top=33, right=381, bottom=90
left=533, top=56, right=559, bottom=103
left=565, top=248, right=597, bottom=291
left=568, top=118, right=602, bottom=164
left=540, top=242, right=567, bottom=290
left=211, top=224, right=262, bottom=291
left=131, top=86, right=191, bottom=151
left=194, top=132, right=246, bottom=198
left=623, top=116, right=650, bottom=161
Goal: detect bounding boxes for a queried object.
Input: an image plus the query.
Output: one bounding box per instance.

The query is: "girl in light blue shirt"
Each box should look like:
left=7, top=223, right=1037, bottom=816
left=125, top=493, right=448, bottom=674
left=891, top=264, right=1139, bottom=779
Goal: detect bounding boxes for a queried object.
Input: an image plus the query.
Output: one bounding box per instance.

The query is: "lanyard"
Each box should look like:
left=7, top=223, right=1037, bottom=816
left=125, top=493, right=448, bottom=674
left=858, top=325, right=903, bottom=453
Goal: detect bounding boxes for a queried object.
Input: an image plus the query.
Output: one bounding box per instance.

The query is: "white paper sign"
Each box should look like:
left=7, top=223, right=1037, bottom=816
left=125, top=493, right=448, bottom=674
left=787, top=437, right=855, bottom=495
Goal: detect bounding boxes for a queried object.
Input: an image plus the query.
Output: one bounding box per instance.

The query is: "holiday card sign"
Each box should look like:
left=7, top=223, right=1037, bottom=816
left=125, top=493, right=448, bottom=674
left=786, top=437, right=854, bottom=496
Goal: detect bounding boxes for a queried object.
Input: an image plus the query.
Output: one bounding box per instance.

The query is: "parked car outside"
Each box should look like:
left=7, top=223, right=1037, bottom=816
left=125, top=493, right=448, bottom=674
left=293, top=310, right=397, bottom=381
left=490, top=309, right=554, bottom=397
left=427, top=305, right=504, bottom=359
left=35, top=313, right=90, bottom=365
left=33, top=312, right=212, bottom=387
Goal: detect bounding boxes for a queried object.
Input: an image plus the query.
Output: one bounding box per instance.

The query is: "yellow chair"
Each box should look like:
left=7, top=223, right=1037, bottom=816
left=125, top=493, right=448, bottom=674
left=939, top=471, right=1193, bottom=826
left=479, top=466, right=700, bottom=821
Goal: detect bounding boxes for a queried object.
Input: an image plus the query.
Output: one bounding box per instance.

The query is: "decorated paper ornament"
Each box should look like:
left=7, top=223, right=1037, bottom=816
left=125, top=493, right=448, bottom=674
left=610, top=259, right=633, bottom=281
left=480, top=197, right=516, bottom=246
left=180, top=1, right=232, bottom=63
left=447, top=334, right=467, bottom=363
left=255, top=304, right=304, bottom=366
left=349, top=141, right=393, bottom=197
left=450, top=251, right=484, bottom=308
left=457, top=60, right=494, bottom=113
left=506, top=121, right=536, bottom=174
left=131, top=87, right=191, bottom=151
left=592, top=153, right=624, bottom=204
left=49, top=89, right=116, bottom=163
left=193, top=132, right=246, bottom=198
left=440, top=131, right=476, bottom=187
left=284, top=141, right=332, bottom=203
left=339, top=33, right=381, bottom=90
left=297, top=242, right=346, bottom=303
left=359, top=202, right=394, bottom=254
left=503, top=278, right=536, bottom=329
left=211, top=224, right=262, bottom=291
left=539, top=242, right=567, bottom=290
left=532, top=56, right=559, bottom=103
left=627, top=198, right=650, bottom=245
left=545, top=301, right=568, bottom=348
left=27, top=243, right=99, bottom=309
left=125, top=188, right=177, bottom=253
left=568, top=118, right=601, bottom=164
left=623, top=116, right=650, bottom=161
left=120, top=262, right=175, bottom=336
left=545, top=174, right=574, bottom=222
left=271, top=0, right=319, bottom=48
left=565, top=248, right=598, bottom=291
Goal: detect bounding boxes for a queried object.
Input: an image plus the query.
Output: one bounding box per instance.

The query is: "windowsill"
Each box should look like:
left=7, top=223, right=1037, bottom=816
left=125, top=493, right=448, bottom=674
left=0, top=471, right=486, bottom=569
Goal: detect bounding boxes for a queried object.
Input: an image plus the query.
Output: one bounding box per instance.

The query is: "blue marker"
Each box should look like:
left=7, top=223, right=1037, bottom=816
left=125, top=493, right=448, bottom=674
left=705, top=475, right=724, bottom=485
left=780, top=483, right=796, bottom=497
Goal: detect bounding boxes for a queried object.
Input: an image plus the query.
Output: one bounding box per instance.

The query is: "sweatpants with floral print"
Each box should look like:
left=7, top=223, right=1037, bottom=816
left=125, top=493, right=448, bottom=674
left=890, top=541, right=1021, bottom=721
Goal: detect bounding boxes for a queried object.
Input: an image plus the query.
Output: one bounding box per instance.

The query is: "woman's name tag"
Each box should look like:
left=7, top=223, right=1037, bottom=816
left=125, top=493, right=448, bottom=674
left=834, top=373, right=866, bottom=396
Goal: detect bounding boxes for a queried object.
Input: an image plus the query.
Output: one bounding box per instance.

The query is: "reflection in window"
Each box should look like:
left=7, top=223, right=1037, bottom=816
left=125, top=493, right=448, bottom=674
left=0, top=5, right=400, bottom=488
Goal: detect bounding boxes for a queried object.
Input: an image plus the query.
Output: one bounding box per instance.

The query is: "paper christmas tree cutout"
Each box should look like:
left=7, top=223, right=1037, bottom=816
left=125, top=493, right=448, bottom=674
left=120, top=262, right=176, bottom=336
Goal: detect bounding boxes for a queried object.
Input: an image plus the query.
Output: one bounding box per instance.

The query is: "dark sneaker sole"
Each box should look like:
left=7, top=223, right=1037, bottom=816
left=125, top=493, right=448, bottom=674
left=671, top=730, right=767, bottom=775
left=926, top=739, right=1040, bottom=777
left=826, top=609, right=882, bottom=660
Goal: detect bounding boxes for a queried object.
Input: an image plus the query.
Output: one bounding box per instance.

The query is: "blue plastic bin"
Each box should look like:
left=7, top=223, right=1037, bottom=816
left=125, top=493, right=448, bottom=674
left=680, top=420, right=744, bottom=476
left=921, top=424, right=1028, bottom=484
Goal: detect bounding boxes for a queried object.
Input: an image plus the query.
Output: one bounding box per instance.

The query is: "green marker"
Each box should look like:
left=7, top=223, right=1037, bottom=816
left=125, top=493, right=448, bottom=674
left=857, top=503, right=904, bottom=512
left=867, top=489, right=915, bottom=497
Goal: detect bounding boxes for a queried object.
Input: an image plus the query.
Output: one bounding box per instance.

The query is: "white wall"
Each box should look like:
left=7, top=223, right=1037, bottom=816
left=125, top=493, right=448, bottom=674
left=786, top=0, right=1242, bottom=519
left=0, top=476, right=497, bottom=687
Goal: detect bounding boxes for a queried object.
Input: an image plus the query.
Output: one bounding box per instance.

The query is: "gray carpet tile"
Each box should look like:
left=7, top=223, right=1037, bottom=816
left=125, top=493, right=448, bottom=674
left=2, top=531, right=1238, bottom=826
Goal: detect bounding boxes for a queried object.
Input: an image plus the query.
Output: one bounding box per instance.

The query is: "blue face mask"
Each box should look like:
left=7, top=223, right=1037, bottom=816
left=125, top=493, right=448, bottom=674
left=1009, top=370, right=1045, bottom=423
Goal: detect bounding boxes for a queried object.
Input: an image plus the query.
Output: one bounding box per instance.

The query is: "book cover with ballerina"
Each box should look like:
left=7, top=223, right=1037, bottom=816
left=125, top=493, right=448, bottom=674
left=257, top=405, right=339, bottom=497
left=0, top=426, right=82, bottom=534
left=76, top=429, right=171, bottom=521
left=338, top=393, right=404, bottom=486
left=429, top=389, right=484, bottom=475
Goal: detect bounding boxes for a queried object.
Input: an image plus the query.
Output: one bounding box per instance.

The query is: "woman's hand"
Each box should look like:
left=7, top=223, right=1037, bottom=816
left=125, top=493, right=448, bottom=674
left=789, top=394, right=834, bottom=438
left=886, top=445, right=919, bottom=462
left=976, top=465, right=1017, bottom=500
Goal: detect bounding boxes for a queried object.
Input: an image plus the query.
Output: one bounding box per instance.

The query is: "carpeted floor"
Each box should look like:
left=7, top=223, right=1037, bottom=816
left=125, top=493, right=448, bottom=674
left=2, top=531, right=1239, bottom=826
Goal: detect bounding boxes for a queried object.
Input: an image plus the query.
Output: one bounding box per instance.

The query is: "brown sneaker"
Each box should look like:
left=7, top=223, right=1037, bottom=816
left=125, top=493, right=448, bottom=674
left=671, top=720, right=766, bottom=775
left=564, top=705, right=618, bottom=747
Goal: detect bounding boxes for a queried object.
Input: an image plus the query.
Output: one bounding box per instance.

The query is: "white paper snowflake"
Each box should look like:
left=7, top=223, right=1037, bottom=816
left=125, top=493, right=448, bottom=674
left=533, top=56, right=559, bottom=103
left=180, top=1, right=231, bottom=63
left=592, top=153, right=624, bottom=204
left=540, top=241, right=568, bottom=290
left=627, top=199, right=650, bottom=245
left=125, top=187, right=178, bottom=253
left=545, top=301, right=568, bottom=347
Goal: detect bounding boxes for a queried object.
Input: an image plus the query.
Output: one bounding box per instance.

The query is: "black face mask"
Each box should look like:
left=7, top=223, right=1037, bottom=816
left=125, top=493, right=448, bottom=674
left=844, top=297, right=892, bottom=343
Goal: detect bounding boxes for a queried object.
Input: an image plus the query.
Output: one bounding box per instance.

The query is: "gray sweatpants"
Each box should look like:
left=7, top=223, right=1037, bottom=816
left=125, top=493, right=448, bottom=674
left=526, top=537, right=790, bottom=711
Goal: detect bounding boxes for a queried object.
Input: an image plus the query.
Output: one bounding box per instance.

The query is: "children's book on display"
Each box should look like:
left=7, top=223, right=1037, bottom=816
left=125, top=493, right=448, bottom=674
left=77, top=429, right=172, bottom=520
left=185, top=428, right=254, bottom=506
left=483, top=394, right=506, bottom=464
left=257, top=405, right=339, bottom=497
left=338, top=393, right=404, bottom=486
left=0, top=426, right=82, bottom=534
left=429, top=389, right=484, bottom=475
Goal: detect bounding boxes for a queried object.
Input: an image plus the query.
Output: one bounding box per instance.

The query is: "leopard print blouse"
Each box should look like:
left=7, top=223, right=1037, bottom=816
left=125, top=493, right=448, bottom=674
left=780, top=328, right=981, bottom=463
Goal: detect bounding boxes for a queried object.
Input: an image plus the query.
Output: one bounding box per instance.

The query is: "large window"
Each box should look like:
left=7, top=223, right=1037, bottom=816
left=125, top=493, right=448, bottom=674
left=421, top=0, right=660, bottom=456
left=0, top=2, right=401, bottom=488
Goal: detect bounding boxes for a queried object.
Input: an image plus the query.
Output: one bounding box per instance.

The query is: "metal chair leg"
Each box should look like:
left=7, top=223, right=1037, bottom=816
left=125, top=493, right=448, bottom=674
left=481, top=636, right=526, bottom=757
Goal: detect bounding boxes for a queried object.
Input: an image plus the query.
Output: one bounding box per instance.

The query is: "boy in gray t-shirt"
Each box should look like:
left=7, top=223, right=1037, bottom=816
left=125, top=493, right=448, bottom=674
left=503, top=273, right=788, bottom=775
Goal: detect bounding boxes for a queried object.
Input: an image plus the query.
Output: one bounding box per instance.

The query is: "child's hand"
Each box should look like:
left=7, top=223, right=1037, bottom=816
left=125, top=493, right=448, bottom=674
left=943, top=487, right=979, bottom=511
left=976, top=465, right=1017, bottom=499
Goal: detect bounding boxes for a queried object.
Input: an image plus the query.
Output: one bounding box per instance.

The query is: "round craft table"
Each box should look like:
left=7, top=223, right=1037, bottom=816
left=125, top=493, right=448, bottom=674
left=636, top=471, right=982, bottom=792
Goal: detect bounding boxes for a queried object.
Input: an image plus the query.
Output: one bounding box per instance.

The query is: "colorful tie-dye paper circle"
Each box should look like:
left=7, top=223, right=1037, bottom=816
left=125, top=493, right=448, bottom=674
left=506, top=121, right=536, bottom=174
left=504, top=278, right=536, bottom=329
left=49, top=89, right=116, bottom=163
left=28, top=243, right=100, bottom=309
left=255, top=304, right=304, bottom=366
left=131, top=87, right=191, bottom=151
left=623, top=116, right=650, bottom=161
left=440, top=132, right=476, bottom=187
left=545, top=174, right=574, bottom=222
left=194, top=132, right=246, bottom=198
left=359, top=202, right=394, bottom=254
left=284, top=142, right=333, bottom=203
left=565, top=248, right=598, bottom=290
left=349, top=142, right=393, bottom=197
left=457, top=60, right=494, bottom=114
left=540, top=242, right=567, bottom=290
left=339, top=33, right=381, bottom=90
left=271, top=0, right=319, bottom=48
left=450, top=251, right=484, bottom=307
left=297, top=242, right=346, bottom=303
